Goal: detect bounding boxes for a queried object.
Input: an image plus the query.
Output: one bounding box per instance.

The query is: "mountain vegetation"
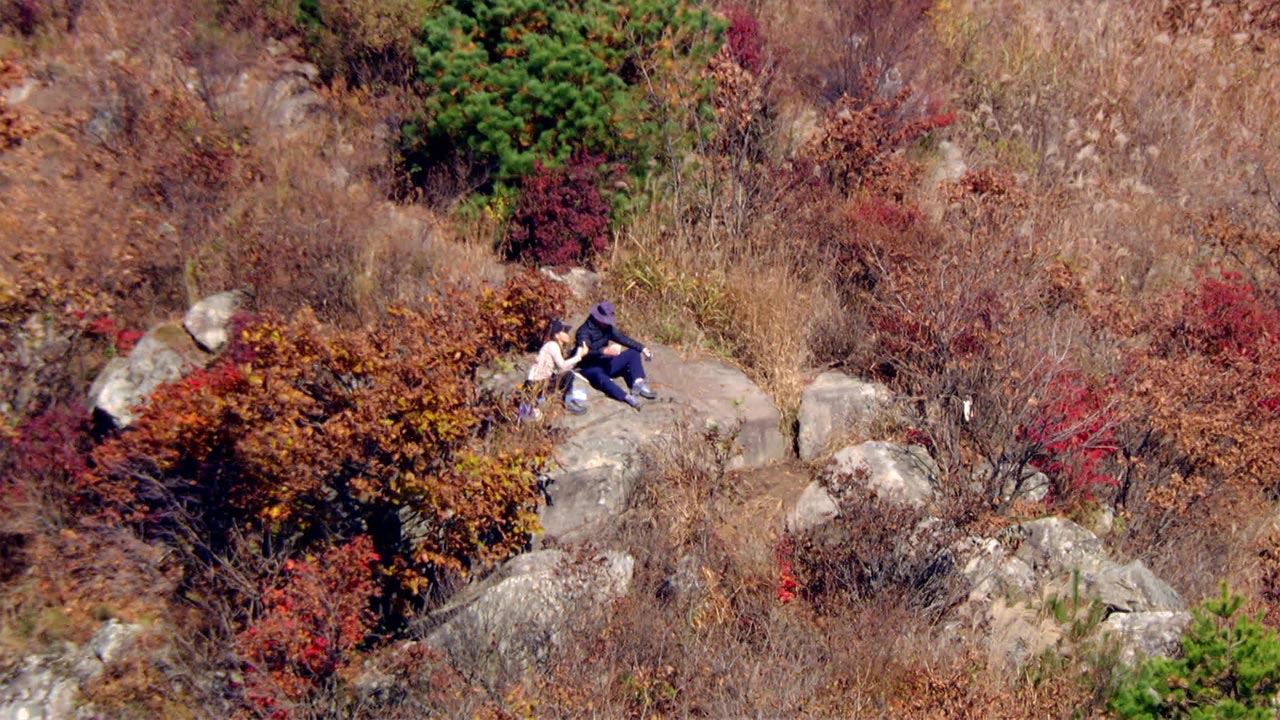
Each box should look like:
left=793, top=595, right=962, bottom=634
left=6, top=0, right=1280, bottom=717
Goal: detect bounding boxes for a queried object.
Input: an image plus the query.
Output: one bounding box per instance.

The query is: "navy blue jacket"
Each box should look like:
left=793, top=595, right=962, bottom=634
left=574, top=317, right=644, bottom=368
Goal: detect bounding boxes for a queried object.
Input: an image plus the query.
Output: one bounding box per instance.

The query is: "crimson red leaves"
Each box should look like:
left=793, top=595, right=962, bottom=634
left=506, top=157, right=613, bottom=269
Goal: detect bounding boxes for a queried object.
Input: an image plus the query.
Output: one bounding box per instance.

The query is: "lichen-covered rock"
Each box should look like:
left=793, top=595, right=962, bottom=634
left=87, top=323, right=211, bottom=428
left=797, top=372, right=891, bottom=461
left=1099, top=610, right=1191, bottom=664
left=827, top=441, right=938, bottom=508
left=426, top=550, right=633, bottom=681
left=183, top=290, right=247, bottom=353
left=0, top=620, right=143, bottom=720
left=1013, top=517, right=1108, bottom=576
left=1086, top=560, right=1185, bottom=613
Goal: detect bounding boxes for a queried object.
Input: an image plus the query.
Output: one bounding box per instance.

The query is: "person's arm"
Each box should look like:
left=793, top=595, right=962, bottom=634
left=551, top=342, right=586, bottom=371
left=608, top=326, right=646, bottom=353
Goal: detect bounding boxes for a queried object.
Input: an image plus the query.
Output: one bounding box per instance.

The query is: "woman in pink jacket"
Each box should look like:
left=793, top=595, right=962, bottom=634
left=525, top=319, right=589, bottom=415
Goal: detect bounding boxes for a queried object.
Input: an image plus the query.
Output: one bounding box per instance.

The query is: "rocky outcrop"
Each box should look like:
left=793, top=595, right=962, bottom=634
left=537, top=345, right=790, bottom=541
left=954, top=517, right=1185, bottom=668
left=0, top=620, right=144, bottom=720
left=87, top=323, right=211, bottom=428
left=797, top=372, right=891, bottom=461
left=425, top=550, right=633, bottom=681
left=1013, top=517, right=1184, bottom=614
left=87, top=291, right=251, bottom=427
left=183, top=290, right=247, bottom=353
left=784, top=441, right=938, bottom=532
left=218, top=59, right=327, bottom=136
left=540, top=267, right=600, bottom=307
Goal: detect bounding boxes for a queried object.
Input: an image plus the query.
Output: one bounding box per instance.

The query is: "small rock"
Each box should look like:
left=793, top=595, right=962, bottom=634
left=184, top=290, right=248, bottom=353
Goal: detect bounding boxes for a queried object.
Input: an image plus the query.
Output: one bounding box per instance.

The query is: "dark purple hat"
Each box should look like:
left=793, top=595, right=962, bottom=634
left=590, top=301, right=617, bottom=326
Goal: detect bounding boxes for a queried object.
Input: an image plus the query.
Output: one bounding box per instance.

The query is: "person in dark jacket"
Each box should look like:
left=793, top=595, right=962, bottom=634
left=575, top=301, right=656, bottom=411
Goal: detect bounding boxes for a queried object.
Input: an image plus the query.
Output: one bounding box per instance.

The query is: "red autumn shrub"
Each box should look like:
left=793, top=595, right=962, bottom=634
left=723, top=5, right=767, bottom=74
left=506, top=156, right=612, bottom=269
left=1020, top=370, right=1119, bottom=499
left=85, top=272, right=566, bottom=611
left=2, top=404, right=92, bottom=520
left=1180, top=271, right=1280, bottom=362
left=237, top=536, right=380, bottom=705
left=852, top=195, right=922, bottom=232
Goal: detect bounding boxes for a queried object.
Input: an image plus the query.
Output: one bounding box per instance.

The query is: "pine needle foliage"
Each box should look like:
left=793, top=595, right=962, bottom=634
left=1111, top=585, right=1280, bottom=719
left=411, top=0, right=722, bottom=183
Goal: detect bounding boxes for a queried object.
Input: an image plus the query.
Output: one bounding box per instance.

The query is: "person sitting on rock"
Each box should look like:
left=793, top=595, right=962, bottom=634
left=574, top=301, right=656, bottom=411
left=525, top=319, right=589, bottom=415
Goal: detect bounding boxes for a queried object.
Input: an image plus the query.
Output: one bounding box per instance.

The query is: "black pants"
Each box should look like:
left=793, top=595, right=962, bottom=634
left=523, top=372, right=574, bottom=403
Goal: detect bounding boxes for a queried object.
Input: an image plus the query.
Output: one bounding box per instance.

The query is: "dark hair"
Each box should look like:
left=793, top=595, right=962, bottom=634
left=545, top=319, right=570, bottom=342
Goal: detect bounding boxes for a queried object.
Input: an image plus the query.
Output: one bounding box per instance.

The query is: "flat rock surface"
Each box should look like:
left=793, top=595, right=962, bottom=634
left=534, top=345, right=789, bottom=541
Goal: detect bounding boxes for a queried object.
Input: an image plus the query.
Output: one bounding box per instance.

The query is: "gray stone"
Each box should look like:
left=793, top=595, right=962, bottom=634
left=956, top=537, right=1037, bottom=606
left=1099, top=611, right=1191, bottom=664
left=1013, top=517, right=1108, bottom=576
left=785, top=481, right=839, bottom=533
left=984, top=599, right=1063, bottom=669
left=1087, top=560, right=1185, bottom=613
left=183, top=290, right=247, bottom=353
left=797, top=372, right=891, bottom=461
left=217, top=61, right=326, bottom=136
left=71, top=620, right=141, bottom=684
left=0, top=621, right=144, bottom=720
left=426, top=550, right=633, bottom=680
left=539, top=344, right=789, bottom=541
left=87, top=323, right=211, bottom=428
left=827, top=441, right=938, bottom=508
left=971, top=462, right=1051, bottom=503
left=540, top=267, right=600, bottom=306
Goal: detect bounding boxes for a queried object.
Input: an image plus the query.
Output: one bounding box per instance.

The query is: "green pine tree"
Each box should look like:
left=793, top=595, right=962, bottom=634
left=410, top=0, right=721, bottom=183
left=1112, top=584, right=1280, bottom=720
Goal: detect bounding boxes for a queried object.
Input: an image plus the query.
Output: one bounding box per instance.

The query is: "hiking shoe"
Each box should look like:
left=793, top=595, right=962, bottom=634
left=624, top=394, right=642, bottom=412
left=633, top=379, right=657, bottom=400
left=564, top=399, right=588, bottom=415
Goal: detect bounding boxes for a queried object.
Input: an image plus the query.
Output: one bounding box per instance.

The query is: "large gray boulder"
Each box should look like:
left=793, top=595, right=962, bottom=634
left=426, top=550, right=633, bottom=681
left=183, top=290, right=247, bottom=353
left=1013, top=517, right=1184, bottom=613
left=797, top=372, right=891, bottom=461
left=827, top=441, right=938, bottom=508
left=87, top=323, right=211, bottom=428
left=539, top=345, right=789, bottom=541
left=1099, top=611, right=1192, bottom=664
left=956, top=537, right=1037, bottom=607
left=1088, top=560, right=1185, bottom=614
